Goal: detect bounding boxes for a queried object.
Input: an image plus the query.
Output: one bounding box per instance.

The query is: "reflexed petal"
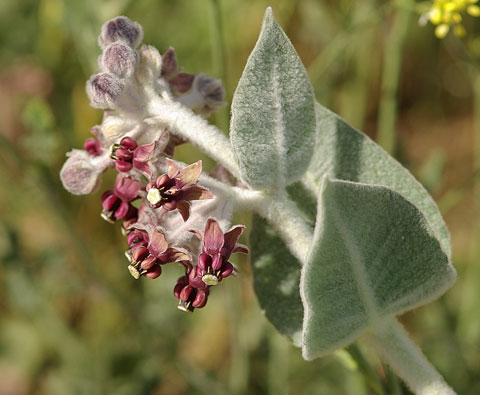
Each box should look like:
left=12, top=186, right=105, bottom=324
left=176, top=200, right=191, bottom=221
left=148, top=230, right=169, bottom=257
left=114, top=175, right=141, bottom=201
left=221, top=261, right=234, bottom=278
left=163, top=248, right=191, bottom=263
left=180, top=185, right=214, bottom=201
left=232, top=243, right=249, bottom=255
left=177, top=160, right=202, bottom=185
left=203, top=218, right=224, bottom=254
left=132, top=159, right=151, bottom=177
left=223, top=225, right=246, bottom=257
left=166, top=158, right=180, bottom=178
left=134, top=141, right=156, bottom=161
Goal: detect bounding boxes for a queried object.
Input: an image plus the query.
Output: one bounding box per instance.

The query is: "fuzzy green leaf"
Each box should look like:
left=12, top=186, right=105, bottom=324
left=230, top=7, right=315, bottom=190
left=301, top=178, right=456, bottom=359
left=250, top=102, right=453, bottom=347
left=304, top=103, right=451, bottom=258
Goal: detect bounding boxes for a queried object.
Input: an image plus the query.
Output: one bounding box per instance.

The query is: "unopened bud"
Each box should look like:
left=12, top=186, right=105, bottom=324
left=98, top=16, right=143, bottom=49
left=60, top=150, right=103, bottom=195
left=86, top=72, right=124, bottom=109
left=170, top=73, right=195, bottom=94
left=101, top=43, right=137, bottom=78
left=136, top=45, right=162, bottom=84
left=161, top=47, right=179, bottom=78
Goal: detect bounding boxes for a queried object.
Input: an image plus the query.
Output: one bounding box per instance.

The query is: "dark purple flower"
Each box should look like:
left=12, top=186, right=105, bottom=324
left=145, top=159, right=213, bottom=221
left=126, top=229, right=190, bottom=279
left=174, top=269, right=210, bottom=312
left=109, top=136, right=162, bottom=177
left=101, top=174, right=140, bottom=223
left=195, top=218, right=249, bottom=286
left=109, top=136, right=137, bottom=172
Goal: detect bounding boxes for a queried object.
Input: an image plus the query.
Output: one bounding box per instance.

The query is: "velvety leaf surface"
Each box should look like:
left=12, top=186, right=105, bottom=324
left=301, top=178, right=456, bottom=359
left=250, top=102, right=453, bottom=348
left=230, top=7, right=315, bottom=190
left=303, top=103, right=450, bottom=258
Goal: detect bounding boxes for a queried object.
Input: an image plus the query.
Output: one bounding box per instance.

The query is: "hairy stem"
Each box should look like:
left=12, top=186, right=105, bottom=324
left=146, top=93, right=241, bottom=180
left=366, top=318, right=456, bottom=395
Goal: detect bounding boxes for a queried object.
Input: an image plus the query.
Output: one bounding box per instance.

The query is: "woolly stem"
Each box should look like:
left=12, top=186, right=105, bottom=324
left=146, top=93, right=241, bottom=180
left=366, top=318, right=456, bottom=395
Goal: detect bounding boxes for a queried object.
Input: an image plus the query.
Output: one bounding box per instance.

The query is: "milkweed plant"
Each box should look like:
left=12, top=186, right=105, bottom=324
left=60, top=8, right=458, bottom=395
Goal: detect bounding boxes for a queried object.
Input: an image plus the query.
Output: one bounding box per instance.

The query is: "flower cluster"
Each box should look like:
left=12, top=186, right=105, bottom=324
left=60, top=16, right=246, bottom=312
left=423, top=0, right=480, bottom=38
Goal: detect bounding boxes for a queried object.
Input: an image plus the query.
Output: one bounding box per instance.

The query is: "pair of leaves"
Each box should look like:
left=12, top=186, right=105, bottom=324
left=231, top=8, right=455, bottom=358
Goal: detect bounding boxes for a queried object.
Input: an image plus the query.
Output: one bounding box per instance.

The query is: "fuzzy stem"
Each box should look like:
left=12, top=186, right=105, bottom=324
left=366, top=318, right=456, bottom=395
left=255, top=191, right=313, bottom=262
left=146, top=93, right=241, bottom=179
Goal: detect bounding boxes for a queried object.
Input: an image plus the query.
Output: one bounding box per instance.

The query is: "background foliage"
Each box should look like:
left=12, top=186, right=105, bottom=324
left=0, top=0, right=479, bottom=394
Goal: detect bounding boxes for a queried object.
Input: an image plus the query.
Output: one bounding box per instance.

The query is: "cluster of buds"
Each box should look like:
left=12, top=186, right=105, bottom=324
left=60, top=16, right=247, bottom=312
left=422, top=0, right=480, bottom=38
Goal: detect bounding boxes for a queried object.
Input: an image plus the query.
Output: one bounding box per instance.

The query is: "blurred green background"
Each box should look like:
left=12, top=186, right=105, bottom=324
left=1, top=0, right=479, bottom=394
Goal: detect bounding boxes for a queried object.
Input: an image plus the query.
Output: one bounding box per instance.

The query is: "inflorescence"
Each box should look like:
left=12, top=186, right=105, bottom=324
left=60, top=16, right=248, bottom=312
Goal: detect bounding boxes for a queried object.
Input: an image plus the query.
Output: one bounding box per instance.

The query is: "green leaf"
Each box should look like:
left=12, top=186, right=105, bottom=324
left=304, top=103, right=451, bottom=258
left=250, top=102, right=453, bottom=347
left=230, top=7, right=315, bottom=190
left=301, top=178, right=456, bottom=359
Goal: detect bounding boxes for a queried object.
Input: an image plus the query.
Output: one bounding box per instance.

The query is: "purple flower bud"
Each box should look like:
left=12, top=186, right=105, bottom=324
left=86, top=72, right=124, bottom=109
left=170, top=73, right=195, bottom=94
left=101, top=43, right=137, bottom=78
left=161, top=46, right=179, bottom=78
left=84, top=137, right=102, bottom=156
left=98, top=16, right=143, bottom=49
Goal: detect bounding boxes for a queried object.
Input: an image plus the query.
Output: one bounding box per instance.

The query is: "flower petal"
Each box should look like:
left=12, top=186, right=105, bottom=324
left=203, top=218, right=224, bottom=254
left=164, top=248, right=191, bottom=263
left=177, top=160, right=202, bottom=185
left=166, top=158, right=180, bottom=178
left=114, top=175, right=140, bottom=202
left=232, top=243, right=249, bottom=255
left=148, top=230, right=169, bottom=257
left=176, top=200, right=191, bottom=222
left=223, top=225, right=246, bottom=257
left=180, top=185, right=214, bottom=201
left=134, top=142, right=156, bottom=162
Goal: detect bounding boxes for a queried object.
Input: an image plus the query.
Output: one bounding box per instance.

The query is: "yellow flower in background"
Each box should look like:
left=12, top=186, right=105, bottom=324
left=424, top=0, right=480, bottom=38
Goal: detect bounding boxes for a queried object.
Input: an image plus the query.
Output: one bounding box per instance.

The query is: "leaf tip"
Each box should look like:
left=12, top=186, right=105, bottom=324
left=263, top=6, right=274, bottom=25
